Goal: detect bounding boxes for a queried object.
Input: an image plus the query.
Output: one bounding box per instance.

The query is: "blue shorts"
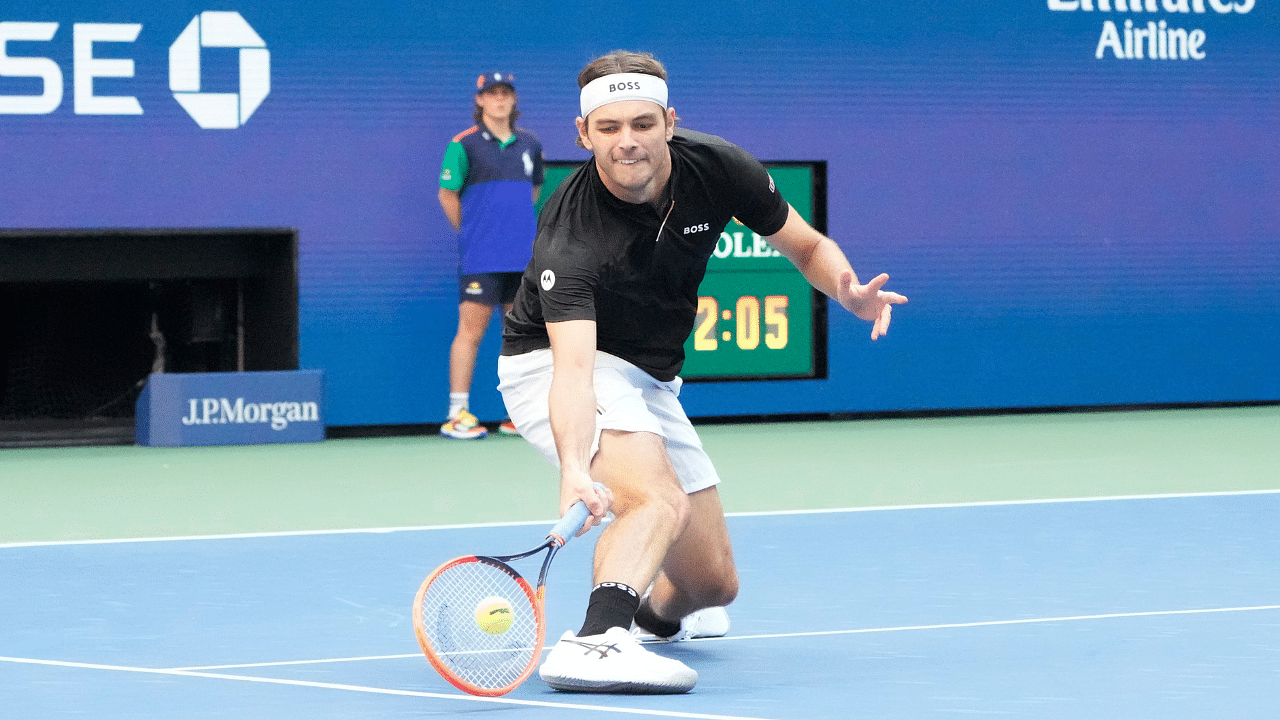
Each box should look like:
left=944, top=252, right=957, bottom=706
left=459, top=272, right=522, bottom=306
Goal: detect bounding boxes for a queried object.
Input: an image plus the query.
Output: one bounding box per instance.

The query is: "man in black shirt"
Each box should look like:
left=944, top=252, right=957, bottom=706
left=499, top=51, right=907, bottom=694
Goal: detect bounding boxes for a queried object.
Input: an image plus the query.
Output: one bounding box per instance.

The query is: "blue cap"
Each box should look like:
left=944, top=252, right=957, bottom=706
left=476, top=72, right=515, bottom=93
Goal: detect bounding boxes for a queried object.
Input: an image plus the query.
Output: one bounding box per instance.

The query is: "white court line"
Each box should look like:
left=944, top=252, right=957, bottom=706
left=724, top=488, right=1280, bottom=518
left=0, top=655, right=776, bottom=720
left=0, top=519, right=556, bottom=550
left=173, top=653, right=421, bottom=671
left=167, top=603, right=1280, bottom=671
left=688, top=603, right=1280, bottom=643
left=2, top=488, right=1277, bottom=550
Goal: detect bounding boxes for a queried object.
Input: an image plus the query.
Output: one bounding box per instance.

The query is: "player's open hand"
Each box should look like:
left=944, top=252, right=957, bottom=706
left=837, top=270, right=908, bottom=340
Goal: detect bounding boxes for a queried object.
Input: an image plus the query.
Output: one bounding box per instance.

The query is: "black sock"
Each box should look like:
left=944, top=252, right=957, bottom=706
left=632, top=599, right=682, bottom=639
left=577, top=582, right=640, bottom=637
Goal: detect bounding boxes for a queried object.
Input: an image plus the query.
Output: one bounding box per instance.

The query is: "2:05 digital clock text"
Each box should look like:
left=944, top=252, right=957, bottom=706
left=692, top=295, right=789, bottom=351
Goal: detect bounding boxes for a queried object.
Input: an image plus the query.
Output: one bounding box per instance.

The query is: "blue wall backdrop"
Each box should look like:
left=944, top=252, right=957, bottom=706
left=2, top=1, right=1277, bottom=425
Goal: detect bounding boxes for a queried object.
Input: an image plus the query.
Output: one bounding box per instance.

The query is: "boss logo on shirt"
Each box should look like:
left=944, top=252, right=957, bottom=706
left=540, top=269, right=555, bottom=291
left=683, top=223, right=710, bottom=235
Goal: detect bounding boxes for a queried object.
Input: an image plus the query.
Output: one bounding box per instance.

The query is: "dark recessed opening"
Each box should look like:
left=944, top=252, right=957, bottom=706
left=1, top=229, right=298, bottom=447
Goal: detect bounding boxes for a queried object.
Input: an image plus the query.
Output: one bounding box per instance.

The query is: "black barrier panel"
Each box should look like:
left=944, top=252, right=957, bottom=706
left=0, top=229, right=298, bottom=447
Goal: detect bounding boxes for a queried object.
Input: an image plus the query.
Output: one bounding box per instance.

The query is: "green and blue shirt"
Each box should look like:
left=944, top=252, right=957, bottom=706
left=440, top=124, right=544, bottom=274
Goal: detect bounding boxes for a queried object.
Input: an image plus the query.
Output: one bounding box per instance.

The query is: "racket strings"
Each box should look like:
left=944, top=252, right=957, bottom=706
left=418, top=560, right=539, bottom=691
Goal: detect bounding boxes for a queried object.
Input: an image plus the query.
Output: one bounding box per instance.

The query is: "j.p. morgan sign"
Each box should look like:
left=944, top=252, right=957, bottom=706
left=137, top=370, right=324, bottom=446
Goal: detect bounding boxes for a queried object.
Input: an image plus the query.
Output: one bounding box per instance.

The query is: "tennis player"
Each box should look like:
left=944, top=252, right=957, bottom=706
left=498, top=50, right=907, bottom=693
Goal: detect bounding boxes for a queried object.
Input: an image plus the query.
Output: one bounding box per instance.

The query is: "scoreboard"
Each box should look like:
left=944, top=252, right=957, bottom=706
left=537, top=161, right=827, bottom=382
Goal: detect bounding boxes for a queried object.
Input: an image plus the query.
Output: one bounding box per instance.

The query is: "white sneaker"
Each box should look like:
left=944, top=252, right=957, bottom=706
left=538, top=626, right=697, bottom=694
left=633, top=606, right=730, bottom=643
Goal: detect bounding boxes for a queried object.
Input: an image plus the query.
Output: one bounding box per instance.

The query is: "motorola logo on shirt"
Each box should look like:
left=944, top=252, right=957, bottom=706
left=540, top=269, right=555, bottom=291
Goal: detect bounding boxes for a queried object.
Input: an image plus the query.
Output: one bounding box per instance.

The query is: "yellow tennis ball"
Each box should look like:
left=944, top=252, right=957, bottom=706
left=474, top=595, right=515, bottom=635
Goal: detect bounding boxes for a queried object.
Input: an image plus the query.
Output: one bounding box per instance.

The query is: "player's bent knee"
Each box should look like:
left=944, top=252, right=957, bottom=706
left=700, top=567, right=738, bottom=608
left=610, top=474, right=691, bottom=531
left=629, top=483, right=690, bottom=536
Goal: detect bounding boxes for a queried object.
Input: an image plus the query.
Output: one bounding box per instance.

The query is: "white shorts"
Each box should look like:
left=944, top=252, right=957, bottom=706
left=497, top=349, right=721, bottom=494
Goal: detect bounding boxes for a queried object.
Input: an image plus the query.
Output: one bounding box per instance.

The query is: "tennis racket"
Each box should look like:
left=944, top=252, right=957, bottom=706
left=412, top=493, right=598, bottom=696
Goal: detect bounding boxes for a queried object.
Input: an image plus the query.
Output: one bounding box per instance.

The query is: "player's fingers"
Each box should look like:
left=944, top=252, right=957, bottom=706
left=597, top=484, right=615, bottom=514
left=881, top=290, right=908, bottom=305
left=577, top=484, right=611, bottom=535
left=864, top=273, right=890, bottom=293
left=587, top=487, right=608, bottom=520
left=584, top=491, right=605, bottom=519
left=872, top=304, right=891, bottom=340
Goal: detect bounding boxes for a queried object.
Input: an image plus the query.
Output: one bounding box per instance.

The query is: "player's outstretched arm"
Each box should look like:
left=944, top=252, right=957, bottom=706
left=546, top=319, right=612, bottom=533
left=765, top=204, right=908, bottom=340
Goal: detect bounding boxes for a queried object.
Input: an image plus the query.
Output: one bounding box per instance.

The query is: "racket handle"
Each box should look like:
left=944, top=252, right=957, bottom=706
left=548, top=483, right=606, bottom=546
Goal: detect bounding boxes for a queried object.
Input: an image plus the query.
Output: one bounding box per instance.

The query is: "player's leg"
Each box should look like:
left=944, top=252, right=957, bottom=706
left=538, top=428, right=699, bottom=693
left=635, top=487, right=737, bottom=638
left=630, top=379, right=736, bottom=638
left=587, top=429, right=691, bottom=605
left=645, top=487, right=738, bottom=617
left=499, top=355, right=692, bottom=598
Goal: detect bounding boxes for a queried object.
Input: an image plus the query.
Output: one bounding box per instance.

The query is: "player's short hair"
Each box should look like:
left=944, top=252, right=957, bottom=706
left=577, top=50, right=668, bottom=90
left=575, top=50, right=675, bottom=148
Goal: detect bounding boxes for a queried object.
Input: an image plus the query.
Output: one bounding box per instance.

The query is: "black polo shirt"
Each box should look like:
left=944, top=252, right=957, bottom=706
left=501, top=129, right=790, bottom=381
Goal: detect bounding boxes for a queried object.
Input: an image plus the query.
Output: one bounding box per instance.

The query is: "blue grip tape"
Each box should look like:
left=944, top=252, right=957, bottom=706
left=548, top=483, right=606, bottom=545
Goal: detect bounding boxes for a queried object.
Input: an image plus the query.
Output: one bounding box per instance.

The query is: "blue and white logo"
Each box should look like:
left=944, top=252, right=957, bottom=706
left=0, top=20, right=143, bottom=116
left=1, top=11, right=270, bottom=128
left=169, top=12, right=270, bottom=129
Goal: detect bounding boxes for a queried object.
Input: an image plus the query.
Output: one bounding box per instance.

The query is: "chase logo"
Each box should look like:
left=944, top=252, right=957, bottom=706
left=169, top=12, right=270, bottom=129
left=0, top=11, right=269, bottom=129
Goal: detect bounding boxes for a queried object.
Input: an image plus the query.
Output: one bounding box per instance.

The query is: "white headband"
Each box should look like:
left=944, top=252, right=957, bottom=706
left=579, top=73, right=668, bottom=118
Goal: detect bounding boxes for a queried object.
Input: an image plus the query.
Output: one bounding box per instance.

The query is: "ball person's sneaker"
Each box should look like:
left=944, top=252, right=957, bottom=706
left=498, top=420, right=520, bottom=436
left=439, top=409, right=487, bottom=439
left=633, top=606, right=730, bottom=643
left=539, top=626, right=697, bottom=694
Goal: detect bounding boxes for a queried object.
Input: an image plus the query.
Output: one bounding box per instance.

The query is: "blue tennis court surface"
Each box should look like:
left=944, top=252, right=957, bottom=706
left=3, top=491, right=1278, bottom=719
